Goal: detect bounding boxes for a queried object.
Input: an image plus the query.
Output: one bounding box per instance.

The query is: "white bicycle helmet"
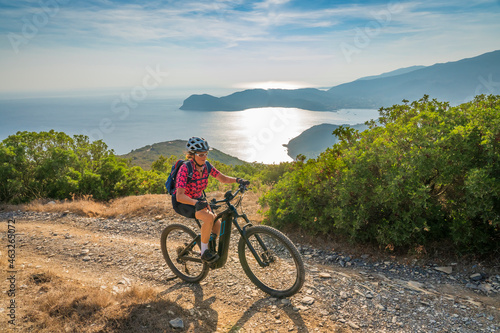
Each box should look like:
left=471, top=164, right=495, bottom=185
left=186, top=137, right=210, bottom=152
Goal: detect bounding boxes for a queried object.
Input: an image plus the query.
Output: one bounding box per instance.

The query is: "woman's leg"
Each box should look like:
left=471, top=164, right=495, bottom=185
left=212, top=219, right=221, bottom=238
left=196, top=209, right=216, bottom=243
left=196, top=209, right=220, bottom=262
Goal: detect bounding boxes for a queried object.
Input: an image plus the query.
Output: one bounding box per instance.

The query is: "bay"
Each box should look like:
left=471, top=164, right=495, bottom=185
left=0, top=95, right=379, bottom=164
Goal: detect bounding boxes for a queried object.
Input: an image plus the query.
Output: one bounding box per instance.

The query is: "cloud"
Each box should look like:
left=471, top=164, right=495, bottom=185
left=0, top=0, right=499, bottom=93
left=253, top=0, right=291, bottom=10
left=0, top=1, right=410, bottom=49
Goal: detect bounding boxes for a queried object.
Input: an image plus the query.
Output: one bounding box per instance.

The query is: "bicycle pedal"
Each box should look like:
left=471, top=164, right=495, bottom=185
left=203, top=254, right=220, bottom=269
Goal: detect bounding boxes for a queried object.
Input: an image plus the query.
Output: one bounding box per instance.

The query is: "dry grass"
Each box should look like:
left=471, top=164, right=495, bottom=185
left=2, top=191, right=265, bottom=222
left=11, top=268, right=184, bottom=333
left=24, top=272, right=111, bottom=332
left=14, top=194, right=173, bottom=219
left=0, top=245, right=191, bottom=333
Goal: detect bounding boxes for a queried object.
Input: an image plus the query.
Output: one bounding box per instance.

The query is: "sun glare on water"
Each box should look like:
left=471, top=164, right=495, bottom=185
left=235, top=81, right=310, bottom=90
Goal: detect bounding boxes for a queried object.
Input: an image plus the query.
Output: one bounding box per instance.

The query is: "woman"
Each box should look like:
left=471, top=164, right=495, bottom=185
left=172, top=137, right=249, bottom=263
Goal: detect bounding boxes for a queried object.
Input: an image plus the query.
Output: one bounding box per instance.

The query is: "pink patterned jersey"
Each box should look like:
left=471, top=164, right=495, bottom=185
left=174, top=160, right=220, bottom=199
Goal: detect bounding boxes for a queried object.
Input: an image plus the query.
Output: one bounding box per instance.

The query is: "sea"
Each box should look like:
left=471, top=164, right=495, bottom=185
left=0, top=92, right=379, bottom=164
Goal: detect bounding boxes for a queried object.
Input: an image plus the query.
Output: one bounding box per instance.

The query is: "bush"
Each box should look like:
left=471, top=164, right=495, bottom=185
left=0, top=131, right=158, bottom=202
left=261, top=95, right=500, bottom=254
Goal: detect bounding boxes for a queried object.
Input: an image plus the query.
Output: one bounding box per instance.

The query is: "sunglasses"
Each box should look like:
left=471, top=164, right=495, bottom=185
left=195, top=152, right=209, bottom=157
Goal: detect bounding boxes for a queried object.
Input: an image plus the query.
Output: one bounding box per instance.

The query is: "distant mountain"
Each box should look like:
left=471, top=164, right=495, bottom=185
left=120, top=140, right=246, bottom=170
left=355, top=65, right=426, bottom=81
left=326, top=50, right=500, bottom=107
left=285, top=123, right=369, bottom=160
left=180, top=50, right=500, bottom=111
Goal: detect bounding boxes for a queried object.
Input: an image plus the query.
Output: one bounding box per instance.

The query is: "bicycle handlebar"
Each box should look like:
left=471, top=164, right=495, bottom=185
left=209, top=183, right=248, bottom=210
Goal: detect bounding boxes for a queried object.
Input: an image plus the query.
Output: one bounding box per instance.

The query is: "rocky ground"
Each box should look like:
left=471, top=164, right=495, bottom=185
left=1, top=206, right=499, bottom=332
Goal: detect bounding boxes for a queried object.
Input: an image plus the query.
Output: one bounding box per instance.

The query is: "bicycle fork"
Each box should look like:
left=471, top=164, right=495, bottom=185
left=239, top=217, right=271, bottom=268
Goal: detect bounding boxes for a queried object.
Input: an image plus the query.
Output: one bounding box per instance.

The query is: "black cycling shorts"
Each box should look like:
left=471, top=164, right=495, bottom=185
left=172, top=194, right=196, bottom=219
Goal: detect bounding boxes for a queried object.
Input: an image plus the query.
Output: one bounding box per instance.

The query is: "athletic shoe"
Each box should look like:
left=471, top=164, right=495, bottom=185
left=201, top=249, right=219, bottom=263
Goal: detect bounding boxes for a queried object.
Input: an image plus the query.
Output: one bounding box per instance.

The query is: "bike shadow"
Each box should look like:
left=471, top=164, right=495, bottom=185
left=157, top=282, right=219, bottom=332
left=227, top=297, right=309, bottom=332
left=157, top=281, right=309, bottom=332
left=98, top=283, right=216, bottom=332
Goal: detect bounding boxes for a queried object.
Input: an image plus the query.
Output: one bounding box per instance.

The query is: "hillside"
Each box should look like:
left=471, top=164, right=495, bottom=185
left=120, top=140, right=246, bottom=169
left=285, top=123, right=369, bottom=160
left=180, top=50, right=500, bottom=111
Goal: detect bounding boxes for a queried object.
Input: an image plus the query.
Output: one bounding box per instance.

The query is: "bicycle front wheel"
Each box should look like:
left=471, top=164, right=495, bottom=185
left=238, top=225, right=305, bottom=297
left=161, top=224, right=209, bottom=283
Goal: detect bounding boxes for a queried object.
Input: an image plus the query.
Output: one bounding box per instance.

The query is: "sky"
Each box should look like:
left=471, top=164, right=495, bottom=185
left=0, top=0, right=499, bottom=97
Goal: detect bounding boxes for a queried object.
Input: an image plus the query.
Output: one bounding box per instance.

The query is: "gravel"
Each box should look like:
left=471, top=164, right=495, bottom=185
left=1, top=210, right=499, bottom=332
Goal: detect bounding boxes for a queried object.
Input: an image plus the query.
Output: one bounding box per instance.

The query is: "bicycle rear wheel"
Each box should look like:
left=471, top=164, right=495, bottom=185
left=238, top=225, right=305, bottom=297
left=161, top=224, right=209, bottom=283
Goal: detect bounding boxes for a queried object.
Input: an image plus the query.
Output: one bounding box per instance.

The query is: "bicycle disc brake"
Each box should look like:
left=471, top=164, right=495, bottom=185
left=261, top=251, right=275, bottom=264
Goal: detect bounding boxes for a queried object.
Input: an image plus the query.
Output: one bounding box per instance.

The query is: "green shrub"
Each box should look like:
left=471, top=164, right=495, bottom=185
left=261, top=95, right=500, bottom=254
left=1, top=131, right=144, bottom=202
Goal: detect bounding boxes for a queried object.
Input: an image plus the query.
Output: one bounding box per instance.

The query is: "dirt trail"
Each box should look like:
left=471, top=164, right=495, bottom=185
left=1, top=210, right=499, bottom=332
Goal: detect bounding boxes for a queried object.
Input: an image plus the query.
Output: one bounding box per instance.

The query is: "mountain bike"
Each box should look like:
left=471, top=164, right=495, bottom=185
left=161, top=184, right=305, bottom=298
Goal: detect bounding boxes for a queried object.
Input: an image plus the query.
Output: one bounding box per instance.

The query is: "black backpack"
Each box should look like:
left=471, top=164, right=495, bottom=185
left=165, top=160, right=213, bottom=195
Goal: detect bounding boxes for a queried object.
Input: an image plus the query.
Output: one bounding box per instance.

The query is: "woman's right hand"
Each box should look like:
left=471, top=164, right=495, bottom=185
left=195, top=199, right=208, bottom=212
left=236, top=178, right=250, bottom=186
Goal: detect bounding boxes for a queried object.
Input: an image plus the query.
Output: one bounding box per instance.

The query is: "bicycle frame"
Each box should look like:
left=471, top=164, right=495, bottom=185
left=177, top=187, right=271, bottom=270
